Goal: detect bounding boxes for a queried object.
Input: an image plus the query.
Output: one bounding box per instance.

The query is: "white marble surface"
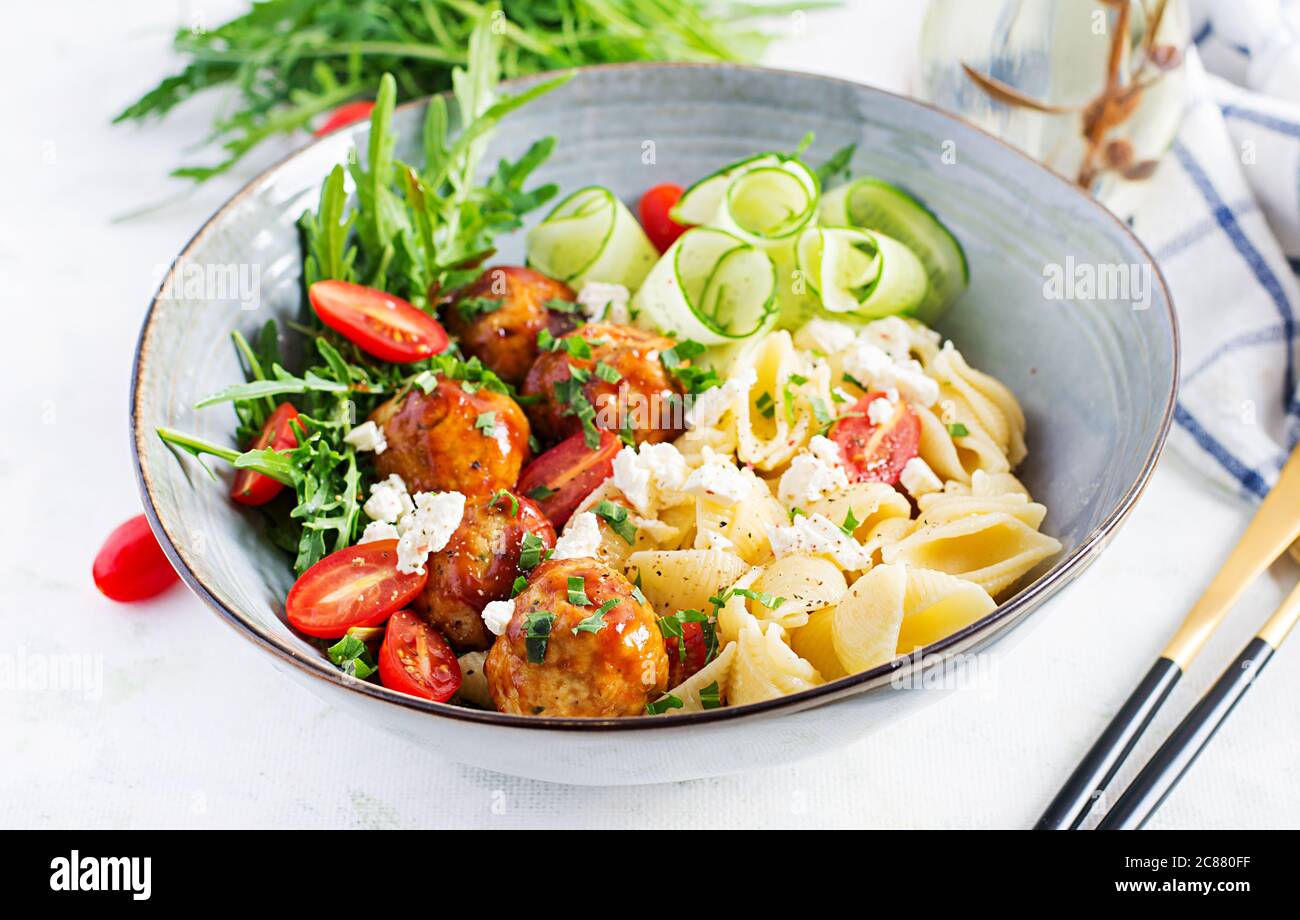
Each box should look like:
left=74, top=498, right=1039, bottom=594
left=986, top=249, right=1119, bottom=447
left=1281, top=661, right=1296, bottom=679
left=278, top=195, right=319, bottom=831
left=3, top=1, right=1297, bottom=829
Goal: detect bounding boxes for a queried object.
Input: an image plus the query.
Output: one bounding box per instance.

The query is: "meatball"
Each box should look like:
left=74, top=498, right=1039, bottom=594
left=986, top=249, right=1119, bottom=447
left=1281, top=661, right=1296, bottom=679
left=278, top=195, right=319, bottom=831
left=441, top=266, right=578, bottom=386
left=371, top=376, right=530, bottom=496
left=521, top=322, right=684, bottom=447
left=414, top=491, right=556, bottom=652
left=486, top=557, right=669, bottom=717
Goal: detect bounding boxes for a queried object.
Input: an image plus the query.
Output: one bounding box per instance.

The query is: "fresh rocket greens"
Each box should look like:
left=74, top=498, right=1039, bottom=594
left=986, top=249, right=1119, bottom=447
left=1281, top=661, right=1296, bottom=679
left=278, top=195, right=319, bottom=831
left=115, top=0, right=829, bottom=183
left=158, top=8, right=565, bottom=574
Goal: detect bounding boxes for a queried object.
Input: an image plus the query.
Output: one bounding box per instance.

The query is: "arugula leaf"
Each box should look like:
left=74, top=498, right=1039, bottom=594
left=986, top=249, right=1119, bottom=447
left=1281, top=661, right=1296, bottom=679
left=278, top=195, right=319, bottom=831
left=698, top=681, right=722, bottom=710
left=815, top=143, right=857, bottom=185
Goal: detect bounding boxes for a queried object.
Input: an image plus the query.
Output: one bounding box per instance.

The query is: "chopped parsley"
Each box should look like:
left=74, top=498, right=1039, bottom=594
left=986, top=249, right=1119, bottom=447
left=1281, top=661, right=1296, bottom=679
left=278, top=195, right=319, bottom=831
left=572, top=598, right=619, bottom=635
left=526, top=484, right=557, bottom=502
left=783, top=373, right=808, bottom=424
left=523, top=611, right=555, bottom=664
left=698, top=681, right=722, bottom=710
left=474, top=411, right=497, bottom=436
left=594, top=360, right=622, bottom=383
left=511, top=575, right=528, bottom=598
left=554, top=365, right=601, bottom=449
left=660, top=339, right=721, bottom=394
left=842, top=371, right=868, bottom=391
left=657, top=608, right=715, bottom=664
left=543, top=297, right=579, bottom=314
left=567, top=575, right=592, bottom=606
left=519, top=531, right=550, bottom=570
left=645, top=693, right=684, bottom=715
left=594, top=499, right=637, bottom=545
left=456, top=296, right=504, bottom=322
left=491, top=489, right=519, bottom=517
left=326, top=634, right=377, bottom=680
left=789, top=506, right=807, bottom=522
left=733, top=586, right=786, bottom=610
left=755, top=391, right=775, bottom=419
left=840, top=508, right=861, bottom=536
left=948, top=422, right=970, bottom=438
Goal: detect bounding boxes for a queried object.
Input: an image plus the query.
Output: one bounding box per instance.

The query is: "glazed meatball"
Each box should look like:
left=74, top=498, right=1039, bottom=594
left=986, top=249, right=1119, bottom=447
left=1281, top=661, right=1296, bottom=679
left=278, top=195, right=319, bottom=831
left=486, top=557, right=669, bottom=717
left=521, top=322, right=684, bottom=447
left=441, top=266, right=578, bottom=386
left=371, top=376, right=530, bottom=496
left=413, top=491, right=556, bottom=652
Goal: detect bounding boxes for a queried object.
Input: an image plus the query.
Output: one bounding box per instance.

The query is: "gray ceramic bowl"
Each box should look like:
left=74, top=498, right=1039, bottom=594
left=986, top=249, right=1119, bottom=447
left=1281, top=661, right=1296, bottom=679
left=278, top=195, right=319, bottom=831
left=133, top=64, right=1177, bottom=785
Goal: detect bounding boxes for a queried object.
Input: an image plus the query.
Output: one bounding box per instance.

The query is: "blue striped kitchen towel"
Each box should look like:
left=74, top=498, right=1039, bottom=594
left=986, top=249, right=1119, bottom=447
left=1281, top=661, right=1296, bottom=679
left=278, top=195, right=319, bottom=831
left=1135, top=0, right=1300, bottom=498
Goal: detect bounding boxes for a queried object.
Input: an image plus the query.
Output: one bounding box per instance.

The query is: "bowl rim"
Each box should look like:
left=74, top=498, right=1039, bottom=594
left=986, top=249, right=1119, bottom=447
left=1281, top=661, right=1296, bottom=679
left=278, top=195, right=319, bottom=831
left=131, top=60, right=1180, bottom=732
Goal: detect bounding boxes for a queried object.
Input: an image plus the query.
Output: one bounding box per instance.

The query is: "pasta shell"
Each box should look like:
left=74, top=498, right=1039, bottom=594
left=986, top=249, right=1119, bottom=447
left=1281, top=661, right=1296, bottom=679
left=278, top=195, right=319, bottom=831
left=750, top=554, right=847, bottom=629
left=806, top=481, right=912, bottom=540
left=885, top=512, right=1062, bottom=598
left=896, top=568, right=997, bottom=654
left=627, top=549, right=750, bottom=616
left=791, top=605, right=848, bottom=680
left=728, top=621, right=822, bottom=706
left=665, top=642, right=738, bottom=712
left=833, top=563, right=908, bottom=674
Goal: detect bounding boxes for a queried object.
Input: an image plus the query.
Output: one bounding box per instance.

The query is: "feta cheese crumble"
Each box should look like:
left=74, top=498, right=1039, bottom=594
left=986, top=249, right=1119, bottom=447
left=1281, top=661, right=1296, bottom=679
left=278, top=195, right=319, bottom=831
left=481, top=598, right=516, bottom=636
left=797, top=318, right=858, bottom=356
left=576, top=282, right=631, bottom=324
left=683, top=452, right=751, bottom=506
left=900, top=457, right=943, bottom=497
left=358, top=521, right=400, bottom=544
left=765, top=512, right=874, bottom=570
left=344, top=420, right=388, bottom=454
left=363, top=474, right=413, bottom=524
left=842, top=340, right=940, bottom=407
left=686, top=366, right=757, bottom=429
left=611, top=441, right=691, bottom=516
left=395, top=491, right=466, bottom=575
left=777, top=435, right=850, bottom=507
left=552, top=511, right=603, bottom=560
left=866, top=396, right=896, bottom=426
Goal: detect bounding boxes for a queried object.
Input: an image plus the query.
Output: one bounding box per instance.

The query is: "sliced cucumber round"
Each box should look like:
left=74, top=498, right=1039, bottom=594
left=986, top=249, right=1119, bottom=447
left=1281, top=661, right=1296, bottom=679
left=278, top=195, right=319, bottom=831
left=525, top=186, right=658, bottom=291
left=631, top=227, right=778, bottom=345
left=795, top=226, right=928, bottom=319
left=820, top=178, right=968, bottom=321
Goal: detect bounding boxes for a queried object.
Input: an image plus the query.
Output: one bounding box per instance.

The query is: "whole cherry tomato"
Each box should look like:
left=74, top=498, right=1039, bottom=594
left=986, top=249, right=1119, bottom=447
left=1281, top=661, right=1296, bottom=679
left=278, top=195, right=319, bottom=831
left=93, top=514, right=178, bottom=602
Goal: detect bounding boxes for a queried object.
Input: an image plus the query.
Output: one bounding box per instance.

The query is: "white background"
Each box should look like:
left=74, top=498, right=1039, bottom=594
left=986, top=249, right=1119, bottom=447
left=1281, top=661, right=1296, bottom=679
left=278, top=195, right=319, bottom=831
left=2, top=1, right=1297, bottom=829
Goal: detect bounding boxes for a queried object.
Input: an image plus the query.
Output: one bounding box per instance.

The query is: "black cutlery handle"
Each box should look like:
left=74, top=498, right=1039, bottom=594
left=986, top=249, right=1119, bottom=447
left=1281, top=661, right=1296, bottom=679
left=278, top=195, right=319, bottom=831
left=1097, top=638, right=1275, bottom=830
left=1034, top=657, right=1182, bottom=830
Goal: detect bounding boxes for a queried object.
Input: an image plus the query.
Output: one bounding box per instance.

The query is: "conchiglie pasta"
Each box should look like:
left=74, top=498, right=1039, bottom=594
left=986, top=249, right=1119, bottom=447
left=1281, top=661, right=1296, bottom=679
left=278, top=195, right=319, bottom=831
left=884, top=512, right=1062, bottom=598
left=749, top=554, right=847, bottom=630
left=733, top=330, right=831, bottom=470
left=791, top=605, right=848, bottom=680
left=627, top=549, right=749, bottom=616
left=806, top=481, right=912, bottom=542
left=896, top=567, right=997, bottom=654
left=694, top=468, right=787, bottom=564
left=927, top=342, right=1027, bottom=465
left=832, top=563, right=909, bottom=674
left=914, top=400, right=1009, bottom=484
left=664, top=642, right=738, bottom=712
left=915, top=490, right=1047, bottom=529
left=727, top=621, right=823, bottom=706
left=716, top=567, right=764, bottom=646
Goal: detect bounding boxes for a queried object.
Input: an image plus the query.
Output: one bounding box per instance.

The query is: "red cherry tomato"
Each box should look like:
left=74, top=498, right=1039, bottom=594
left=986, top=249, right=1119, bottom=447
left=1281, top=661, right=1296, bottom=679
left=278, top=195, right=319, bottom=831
left=308, top=280, right=449, bottom=363
left=830, top=391, right=921, bottom=486
left=378, top=609, right=462, bottom=702
left=285, top=540, right=428, bottom=639
left=516, top=428, right=621, bottom=528
left=314, top=100, right=376, bottom=137
left=639, top=183, right=689, bottom=253
left=666, top=621, right=710, bottom=687
left=93, top=515, right=178, bottom=602
left=231, top=402, right=300, bottom=506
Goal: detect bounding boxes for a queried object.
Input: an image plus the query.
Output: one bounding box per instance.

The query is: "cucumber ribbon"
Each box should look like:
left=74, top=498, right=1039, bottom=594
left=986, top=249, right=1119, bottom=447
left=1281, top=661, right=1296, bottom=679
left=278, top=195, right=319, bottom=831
left=526, top=186, right=659, bottom=290
left=794, top=226, right=927, bottom=319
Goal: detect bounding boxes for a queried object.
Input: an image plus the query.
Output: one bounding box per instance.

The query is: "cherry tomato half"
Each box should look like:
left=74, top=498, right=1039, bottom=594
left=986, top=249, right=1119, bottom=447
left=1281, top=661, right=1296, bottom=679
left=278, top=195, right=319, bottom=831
left=639, top=183, right=689, bottom=253
left=516, top=428, right=621, bottom=529
left=831, top=391, right=921, bottom=486
left=308, top=280, right=449, bottom=363
left=93, top=514, right=178, bottom=602
left=314, top=100, right=376, bottom=137
left=666, top=621, right=710, bottom=688
left=378, top=610, right=462, bottom=702
left=285, top=540, right=428, bottom=639
left=231, top=402, right=300, bottom=506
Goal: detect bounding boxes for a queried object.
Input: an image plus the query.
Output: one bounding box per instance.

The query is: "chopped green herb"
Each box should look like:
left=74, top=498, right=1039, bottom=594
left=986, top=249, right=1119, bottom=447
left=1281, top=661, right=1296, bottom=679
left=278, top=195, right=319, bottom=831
left=511, top=575, right=528, bottom=598
left=840, top=508, right=861, bottom=536
left=645, top=693, right=685, bottom=715
left=698, top=681, right=722, bottom=710
left=537, top=328, right=557, bottom=351
left=456, top=296, right=504, bottom=322
left=524, top=610, right=555, bottom=664
left=755, top=390, right=775, bottom=419
left=948, top=422, right=970, bottom=438
left=594, top=499, right=638, bottom=545
left=519, top=531, right=549, bottom=570
left=491, top=488, right=519, bottom=517
left=544, top=298, right=579, bottom=314
left=567, top=575, right=592, bottom=606
left=572, top=598, right=618, bottom=635
left=843, top=371, right=868, bottom=391
left=594, top=361, right=622, bottom=383
left=810, top=397, right=833, bottom=426
left=789, top=506, right=807, bottom=522
left=326, top=634, right=377, bottom=680
left=660, top=340, right=720, bottom=394
left=475, top=411, right=497, bottom=437
left=526, top=484, right=557, bottom=502
left=733, top=587, right=787, bottom=610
